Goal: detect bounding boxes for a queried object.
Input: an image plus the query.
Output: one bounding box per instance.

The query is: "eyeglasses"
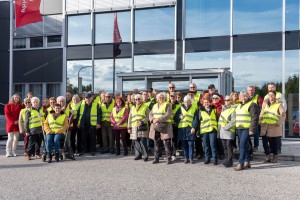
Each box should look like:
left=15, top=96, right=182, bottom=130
left=224, top=100, right=230, bottom=101
left=169, top=87, right=174, bottom=89
left=189, top=87, right=195, bottom=88
left=25, top=102, right=31, bottom=104
left=135, top=98, right=141, bottom=100
left=105, top=96, right=111, bottom=98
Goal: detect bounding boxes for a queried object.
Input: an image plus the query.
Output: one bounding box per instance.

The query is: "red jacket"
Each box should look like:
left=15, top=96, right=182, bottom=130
left=4, top=103, right=22, bottom=133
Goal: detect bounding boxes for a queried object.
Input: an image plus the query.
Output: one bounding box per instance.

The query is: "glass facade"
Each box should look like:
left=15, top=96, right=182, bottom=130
left=65, top=0, right=300, bottom=138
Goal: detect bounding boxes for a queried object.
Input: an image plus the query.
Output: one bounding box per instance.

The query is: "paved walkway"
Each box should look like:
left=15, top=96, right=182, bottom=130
left=1, top=138, right=300, bottom=161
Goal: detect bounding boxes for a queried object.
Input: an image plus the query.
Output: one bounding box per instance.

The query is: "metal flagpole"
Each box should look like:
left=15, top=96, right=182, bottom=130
left=113, top=58, right=116, bottom=96
left=9, top=0, right=14, bottom=98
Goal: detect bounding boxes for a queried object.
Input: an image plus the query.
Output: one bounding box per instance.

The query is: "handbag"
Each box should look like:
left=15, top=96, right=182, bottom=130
left=153, top=122, right=168, bottom=133
left=137, top=123, right=148, bottom=131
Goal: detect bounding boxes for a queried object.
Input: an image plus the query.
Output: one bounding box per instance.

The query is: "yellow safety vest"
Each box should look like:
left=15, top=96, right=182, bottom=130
left=261, top=102, right=281, bottom=125
left=264, top=92, right=282, bottom=100
left=218, top=106, right=236, bottom=133
left=171, top=103, right=181, bottom=125
left=70, top=102, right=81, bottom=120
left=130, top=104, right=148, bottom=127
left=178, top=105, right=197, bottom=128
left=21, top=108, right=31, bottom=121
left=152, top=102, right=171, bottom=122
left=194, top=92, right=201, bottom=104
left=101, top=101, right=114, bottom=122
left=47, top=106, right=54, bottom=113
left=78, top=101, right=98, bottom=126
left=250, top=94, right=259, bottom=104
left=29, top=108, right=44, bottom=129
left=112, top=107, right=127, bottom=128
left=48, top=114, right=66, bottom=133
left=200, top=108, right=218, bottom=134
left=235, top=101, right=252, bottom=128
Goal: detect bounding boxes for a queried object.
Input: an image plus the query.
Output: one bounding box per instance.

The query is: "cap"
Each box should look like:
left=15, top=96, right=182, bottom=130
left=208, top=84, right=215, bottom=89
left=85, top=92, right=92, bottom=99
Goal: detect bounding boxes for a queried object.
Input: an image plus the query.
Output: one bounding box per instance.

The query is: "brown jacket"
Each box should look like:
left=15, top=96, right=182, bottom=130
left=259, top=100, right=286, bottom=137
left=149, top=102, right=173, bottom=140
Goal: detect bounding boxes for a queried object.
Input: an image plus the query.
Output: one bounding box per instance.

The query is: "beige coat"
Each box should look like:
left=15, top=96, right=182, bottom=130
left=149, top=102, right=173, bottom=140
left=259, top=100, right=286, bottom=137
left=128, top=105, right=150, bottom=140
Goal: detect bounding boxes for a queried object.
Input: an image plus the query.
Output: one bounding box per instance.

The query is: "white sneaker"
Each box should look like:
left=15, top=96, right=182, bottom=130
left=6, top=152, right=13, bottom=157
left=12, top=152, right=18, bottom=157
left=171, top=156, right=177, bottom=161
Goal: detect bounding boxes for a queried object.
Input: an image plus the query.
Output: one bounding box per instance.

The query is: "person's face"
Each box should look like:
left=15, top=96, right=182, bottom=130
left=57, top=99, right=65, bottom=106
left=177, top=95, right=181, bottom=102
left=239, top=94, right=248, bottom=102
left=224, top=98, right=232, bottom=106
left=142, top=92, right=148, bottom=100
left=187, top=93, right=194, bottom=100
left=13, top=95, right=20, bottom=103
left=189, top=84, right=196, bottom=92
left=105, top=95, right=112, bottom=102
left=212, top=96, right=220, bottom=103
left=135, top=96, right=141, bottom=105
left=184, top=100, right=191, bottom=107
left=66, top=92, right=72, bottom=100
left=168, top=84, right=175, bottom=92
left=32, top=100, right=39, bottom=108
left=49, top=100, right=56, bottom=107
left=203, top=100, right=210, bottom=107
left=43, top=100, right=49, bottom=107
left=158, top=95, right=164, bottom=104
left=72, top=97, right=79, bottom=104
left=54, top=106, right=61, bottom=114
left=209, top=87, right=216, bottom=94
left=82, top=93, right=86, bottom=99
left=268, top=84, right=276, bottom=92
left=268, top=92, right=276, bottom=102
left=85, top=97, right=92, bottom=104
left=24, top=100, right=31, bottom=108
left=233, top=93, right=238, bottom=100
left=170, top=95, right=176, bottom=103
left=247, top=87, right=255, bottom=97
left=116, top=99, right=122, bottom=107
left=127, top=95, right=131, bottom=102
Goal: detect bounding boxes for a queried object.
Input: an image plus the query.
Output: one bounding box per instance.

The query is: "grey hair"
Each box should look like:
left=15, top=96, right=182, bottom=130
left=31, top=97, right=40, bottom=104
left=183, top=95, right=192, bottom=102
left=56, top=96, right=66, bottom=103
left=156, top=92, right=166, bottom=101
left=225, top=95, right=232, bottom=101
left=9, top=94, right=20, bottom=104
left=134, top=94, right=142, bottom=99
left=239, top=90, right=249, bottom=99
left=72, top=94, right=80, bottom=100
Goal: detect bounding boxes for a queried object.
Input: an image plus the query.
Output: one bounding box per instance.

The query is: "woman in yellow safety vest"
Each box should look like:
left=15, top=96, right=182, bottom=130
left=234, top=91, right=259, bottom=171
left=177, top=95, right=199, bottom=164
left=44, top=103, right=68, bottom=163
left=149, top=92, right=173, bottom=164
left=199, top=97, right=219, bottom=165
left=259, top=90, right=286, bottom=163
left=110, top=97, right=129, bottom=156
left=128, top=94, right=150, bottom=161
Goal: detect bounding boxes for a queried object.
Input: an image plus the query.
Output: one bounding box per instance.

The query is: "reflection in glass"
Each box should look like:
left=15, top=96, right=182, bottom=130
left=134, top=54, right=175, bottom=71
left=135, top=7, right=174, bottom=41
left=95, top=12, right=131, bottom=44
left=285, top=50, right=299, bottom=137
left=192, top=78, right=218, bottom=92
left=186, top=0, right=230, bottom=38
left=233, top=51, right=282, bottom=92
left=286, top=0, right=300, bottom=31
left=233, top=0, right=282, bottom=34
left=29, top=84, right=43, bottom=100
left=13, top=38, right=26, bottom=49
left=67, top=15, right=91, bottom=45
left=47, top=84, right=60, bottom=98
left=47, top=35, right=61, bottom=47
left=123, top=80, right=145, bottom=93
left=185, top=51, right=230, bottom=70
left=30, top=37, right=43, bottom=48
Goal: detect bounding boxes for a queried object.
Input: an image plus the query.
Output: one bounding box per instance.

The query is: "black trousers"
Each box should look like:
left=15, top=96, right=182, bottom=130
left=70, top=121, right=81, bottom=153
left=221, top=139, right=234, bottom=164
left=134, top=138, right=148, bottom=159
left=81, top=125, right=96, bottom=153
left=195, top=135, right=204, bottom=156
left=28, top=133, right=42, bottom=156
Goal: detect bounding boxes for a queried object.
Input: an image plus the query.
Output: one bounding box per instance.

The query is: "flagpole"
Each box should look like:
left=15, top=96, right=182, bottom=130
left=9, top=0, right=14, bottom=98
left=113, top=58, right=116, bottom=96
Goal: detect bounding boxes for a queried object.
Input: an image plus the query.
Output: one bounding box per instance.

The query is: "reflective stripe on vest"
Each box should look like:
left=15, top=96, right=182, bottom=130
left=112, top=107, right=127, bottom=127
left=178, top=105, right=197, bottom=128
left=70, top=102, right=81, bottom=120
left=78, top=101, right=98, bottom=126
left=131, top=104, right=148, bottom=127
left=48, top=114, right=66, bottom=133
left=194, top=92, right=201, bottom=103
left=235, top=101, right=252, bottom=128
left=218, top=106, right=236, bottom=133
left=200, top=108, right=218, bottom=134
left=152, top=102, right=171, bottom=122
left=261, top=102, right=281, bottom=125
left=29, top=109, right=44, bottom=129
left=171, top=104, right=181, bottom=124
left=101, top=102, right=114, bottom=122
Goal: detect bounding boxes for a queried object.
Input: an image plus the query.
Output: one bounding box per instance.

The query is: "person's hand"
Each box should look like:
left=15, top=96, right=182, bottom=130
left=14, top=121, right=18, bottom=125
left=249, top=131, right=254, bottom=136
left=96, top=124, right=101, bottom=129
left=191, top=128, right=195, bottom=134
left=152, top=119, right=158, bottom=124
left=25, top=132, right=29, bottom=136
left=138, top=121, right=143, bottom=127
left=128, top=129, right=132, bottom=134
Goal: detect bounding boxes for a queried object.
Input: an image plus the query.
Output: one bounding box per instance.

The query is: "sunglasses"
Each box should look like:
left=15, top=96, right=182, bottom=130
left=25, top=102, right=31, bottom=104
left=190, top=87, right=195, bottom=88
left=169, top=87, right=174, bottom=89
left=135, top=98, right=141, bottom=100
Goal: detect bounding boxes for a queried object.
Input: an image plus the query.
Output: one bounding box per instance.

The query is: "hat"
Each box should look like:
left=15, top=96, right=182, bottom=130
left=170, top=92, right=176, bottom=96
left=85, top=92, right=92, bottom=99
left=208, top=84, right=215, bottom=89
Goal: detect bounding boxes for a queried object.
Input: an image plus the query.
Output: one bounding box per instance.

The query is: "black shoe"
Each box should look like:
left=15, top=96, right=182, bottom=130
left=55, top=153, right=59, bottom=162
left=184, top=158, right=189, bottom=164
left=144, top=158, right=148, bottom=162
left=134, top=156, right=141, bottom=160
left=124, top=148, right=128, bottom=156
left=225, top=163, right=233, bottom=168
left=110, top=149, right=115, bottom=154
left=197, top=154, right=203, bottom=160
left=213, top=160, right=218, bottom=165
left=223, top=161, right=228, bottom=166
left=46, top=153, right=52, bottom=163
left=204, top=159, right=210, bottom=164
left=79, top=152, right=86, bottom=156
left=116, top=149, right=120, bottom=156
left=101, top=150, right=108, bottom=154
left=152, top=159, right=159, bottom=164
left=90, top=152, right=95, bottom=156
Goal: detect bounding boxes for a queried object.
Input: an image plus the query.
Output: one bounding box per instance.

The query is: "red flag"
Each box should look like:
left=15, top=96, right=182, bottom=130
left=113, top=13, right=122, bottom=57
left=15, top=0, right=43, bottom=28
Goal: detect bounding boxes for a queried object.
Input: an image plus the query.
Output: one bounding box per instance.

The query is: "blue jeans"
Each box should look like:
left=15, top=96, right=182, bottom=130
left=237, top=129, right=250, bottom=164
left=46, top=134, right=63, bottom=153
left=182, top=140, right=194, bottom=160
left=202, top=131, right=217, bottom=161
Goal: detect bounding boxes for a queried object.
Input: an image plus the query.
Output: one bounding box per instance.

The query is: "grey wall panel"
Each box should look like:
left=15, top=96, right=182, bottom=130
left=40, top=0, right=62, bottom=15
left=94, top=43, right=131, bottom=59
left=134, top=40, right=174, bottom=55
left=286, top=31, right=300, bottom=50
left=14, top=49, right=63, bottom=82
left=67, top=46, right=92, bottom=60
left=0, top=19, right=9, bottom=51
left=0, top=51, right=9, bottom=103
left=185, top=36, right=230, bottom=53
left=0, top=1, right=9, bottom=19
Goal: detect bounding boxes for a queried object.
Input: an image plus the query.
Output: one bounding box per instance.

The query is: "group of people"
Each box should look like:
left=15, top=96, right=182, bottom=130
left=4, top=82, right=287, bottom=170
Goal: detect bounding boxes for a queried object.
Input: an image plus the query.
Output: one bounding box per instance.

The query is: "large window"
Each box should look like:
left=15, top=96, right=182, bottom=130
left=233, top=0, right=282, bottom=34
left=286, top=0, right=300, bottom=31
left=186, top=0, right=230, bottom=38
left=67, top=15, right=91, bottom=45
left=95, top=11, right=131, bottom=44
left=47, top=35, right=61, bottom=47
left=185, top=51, right=230, bottom=70
left=13, top=38, right=26, bottom=49
left=30, top=37, right=43, bottom=48
left=134, top=54, right=175, bottom=71
left=135, top=7, right=174, bottom=41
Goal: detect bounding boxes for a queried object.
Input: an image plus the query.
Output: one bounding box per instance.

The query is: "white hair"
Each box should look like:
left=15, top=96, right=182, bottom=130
left=239, top=90, right=249, bottom=99
left=134, top=94, right=142, bottom=99
left=31, top=97, right=40, bottom=103
left=183, top=95, right=192, bottom=102
left=156, top=92, right=166, bottom=101
left=56, top=96, right=66, bottom=103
